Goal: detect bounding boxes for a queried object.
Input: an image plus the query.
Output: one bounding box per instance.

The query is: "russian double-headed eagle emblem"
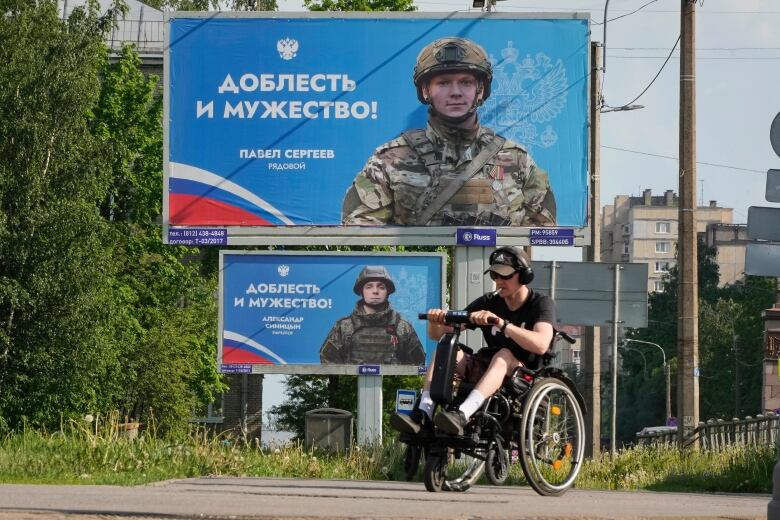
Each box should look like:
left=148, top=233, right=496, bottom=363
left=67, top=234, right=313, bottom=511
left=277, top=38, right=299, bottom=60
left=480, top=41, right=568, bottom=150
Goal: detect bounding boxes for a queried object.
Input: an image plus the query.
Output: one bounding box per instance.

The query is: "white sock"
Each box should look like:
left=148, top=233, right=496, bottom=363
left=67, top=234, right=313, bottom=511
left=458, top=389, right=486, bottom=420
left=419, top=391, right=434, bottom=419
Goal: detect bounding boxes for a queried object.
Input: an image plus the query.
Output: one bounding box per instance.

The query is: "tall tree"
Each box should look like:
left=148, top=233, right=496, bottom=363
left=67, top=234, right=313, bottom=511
left=303, top=0, right=415, bottom=11
left=618, top=238, right=777, bottom=442
left=616, top=239, right=718, bottom=440
left=0, top=0, right=124, bottom=427
left=144, top=0, right=279, bottom=12
left=0, top=1, right=224, bottom=433
left=93, top=44, right=224, bottom=434
left=698, top=277, right=776, bottom=419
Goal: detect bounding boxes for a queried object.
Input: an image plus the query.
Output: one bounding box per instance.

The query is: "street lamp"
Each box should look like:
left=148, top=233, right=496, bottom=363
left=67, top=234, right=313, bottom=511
left=623, top=339, right=671, bottom=423
left=618, top=345, right=648, bottom=380
left=601, top=104, right=645, bottom=113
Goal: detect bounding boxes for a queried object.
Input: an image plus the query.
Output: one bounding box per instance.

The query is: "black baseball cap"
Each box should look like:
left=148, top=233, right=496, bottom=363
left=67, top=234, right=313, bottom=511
left=484, top=251, right=518, bottom=277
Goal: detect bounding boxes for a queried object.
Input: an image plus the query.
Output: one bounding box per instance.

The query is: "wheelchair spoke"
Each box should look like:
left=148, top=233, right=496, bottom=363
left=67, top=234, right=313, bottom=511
left=519, top=378, right=585, bottom=496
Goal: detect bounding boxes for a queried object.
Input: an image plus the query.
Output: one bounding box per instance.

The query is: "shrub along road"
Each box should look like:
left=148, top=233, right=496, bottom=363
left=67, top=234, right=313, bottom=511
left=0, top=477, right=769, bottom=519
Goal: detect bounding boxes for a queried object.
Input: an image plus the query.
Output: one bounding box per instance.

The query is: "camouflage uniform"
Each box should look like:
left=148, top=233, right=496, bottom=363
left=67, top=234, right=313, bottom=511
left=319, top=302, right=425, bottom=365
left=319, top=266, right=425, bottom=365
left=341, top=116, right=556, bottom=226
left=341, top=36, right=556, bottom=227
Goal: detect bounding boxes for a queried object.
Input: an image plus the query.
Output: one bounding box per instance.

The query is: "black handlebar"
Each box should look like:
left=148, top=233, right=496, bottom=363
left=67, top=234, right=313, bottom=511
left=558, top=331, right=576, bottom=344
left=418, top=311, right=498, bottom=325
left=418, top=312, right=573, bottom=344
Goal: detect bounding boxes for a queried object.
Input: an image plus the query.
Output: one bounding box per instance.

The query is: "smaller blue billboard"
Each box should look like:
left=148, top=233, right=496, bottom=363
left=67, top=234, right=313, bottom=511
left=218, top=251, right=445, bottom=373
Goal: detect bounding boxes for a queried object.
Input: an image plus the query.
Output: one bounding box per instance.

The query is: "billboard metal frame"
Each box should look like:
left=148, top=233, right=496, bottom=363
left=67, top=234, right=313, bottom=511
left=218, top=249, right=448, bottom=375
left=163, top=11, right=592, bottom=247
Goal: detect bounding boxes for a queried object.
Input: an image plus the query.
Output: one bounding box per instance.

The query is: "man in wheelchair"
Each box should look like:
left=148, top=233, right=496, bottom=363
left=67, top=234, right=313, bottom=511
left=391, top=245, right=556, bottom=437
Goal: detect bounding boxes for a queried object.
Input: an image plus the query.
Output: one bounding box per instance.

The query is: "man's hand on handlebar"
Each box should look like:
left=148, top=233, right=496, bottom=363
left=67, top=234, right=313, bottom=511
left=420, top=309, right=502, bottom=342
left=468, top=310, right=500, bottom=327
left=420, top=309, right=500, bottom=326
left=424, top=308, right=448, bottom=324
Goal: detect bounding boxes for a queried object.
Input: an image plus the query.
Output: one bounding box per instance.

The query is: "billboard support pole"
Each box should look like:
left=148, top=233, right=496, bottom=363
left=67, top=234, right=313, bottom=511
left=241, top=374, right=248, bottom=437
left=357, top=376, right=382, bottom=446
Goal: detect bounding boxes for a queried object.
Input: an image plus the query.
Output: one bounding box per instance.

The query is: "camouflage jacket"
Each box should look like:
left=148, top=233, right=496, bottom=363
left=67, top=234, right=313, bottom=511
left=342, top=118, right=556, bottom=226
left=319, top=303, right=425, bottom=365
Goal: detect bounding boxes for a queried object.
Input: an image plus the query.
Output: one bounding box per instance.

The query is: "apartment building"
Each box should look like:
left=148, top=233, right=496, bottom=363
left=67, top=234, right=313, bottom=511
left=601, top=189, right=734, bottom=293
left=704, top=223, right=749, bottom=287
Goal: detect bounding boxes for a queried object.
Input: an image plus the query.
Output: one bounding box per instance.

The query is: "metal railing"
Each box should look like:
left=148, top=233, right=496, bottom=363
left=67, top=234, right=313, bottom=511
left=107, top=19, right=164, bottom=54
left=636, top=412, right=780, bottom=450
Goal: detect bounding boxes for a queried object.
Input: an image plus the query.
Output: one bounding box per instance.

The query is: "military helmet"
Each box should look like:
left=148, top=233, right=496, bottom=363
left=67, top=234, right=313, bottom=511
left=413, top=37, right=493, bottom=104
left=353, top=266, right=396, bottom=295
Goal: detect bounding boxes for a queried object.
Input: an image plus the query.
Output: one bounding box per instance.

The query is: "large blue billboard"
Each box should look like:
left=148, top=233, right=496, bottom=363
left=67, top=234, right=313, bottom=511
left=218, top=251, right=445, bottom=372
left=165, top=13, right=590, bottom=237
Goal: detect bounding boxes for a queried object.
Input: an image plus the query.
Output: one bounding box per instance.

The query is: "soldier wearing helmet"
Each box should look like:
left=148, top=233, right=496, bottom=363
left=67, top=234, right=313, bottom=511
left=320, top=266, right=425, bottom=365
left=342, top=37, right=556, bottom=227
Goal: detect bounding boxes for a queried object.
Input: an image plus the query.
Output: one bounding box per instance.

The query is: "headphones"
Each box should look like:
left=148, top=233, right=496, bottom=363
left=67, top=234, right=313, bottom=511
left=489, top=246, right=535, bottom=285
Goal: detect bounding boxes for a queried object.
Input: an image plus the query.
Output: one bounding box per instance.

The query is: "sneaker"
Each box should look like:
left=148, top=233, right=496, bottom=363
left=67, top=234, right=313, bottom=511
left=391, top=410, right=425, bottom=435
left=435, top=409, right=468, bottom=436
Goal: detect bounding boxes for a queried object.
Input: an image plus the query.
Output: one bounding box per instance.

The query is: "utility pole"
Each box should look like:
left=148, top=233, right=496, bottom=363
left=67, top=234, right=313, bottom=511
left=733, top=333, right=740, bottom=418
left=609, top=265, right=621, bottom=457
left=678, top=0, right=699, bottom=445
left=583, top=41, right=603, bottom=458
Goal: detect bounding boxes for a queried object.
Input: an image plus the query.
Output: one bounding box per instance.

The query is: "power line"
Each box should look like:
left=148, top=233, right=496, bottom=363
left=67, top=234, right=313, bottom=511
left=608, top=55, right=780, bottom=60
left=592, top=0, right=658, bottom=25
left=410, top=2, right=780, bottom=19
left=413, top=0, right=780, bottom=14
left=494, top=6, right=780, bottom=14
left=602, top=145, right=765, bottom=174
left=612, top=47, right=780, bottom=51
left=605, top=34, right=679, bottom=109
left=632, top=9, right=780, bottom=14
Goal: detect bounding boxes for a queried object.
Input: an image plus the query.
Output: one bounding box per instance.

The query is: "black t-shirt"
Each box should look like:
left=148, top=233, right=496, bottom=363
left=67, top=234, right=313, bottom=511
left=465, top=289, right=557, bottom=367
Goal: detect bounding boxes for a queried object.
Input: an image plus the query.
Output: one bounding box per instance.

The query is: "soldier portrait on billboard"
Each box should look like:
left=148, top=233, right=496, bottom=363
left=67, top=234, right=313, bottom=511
left=319, top=266, right=425, bottom=365
left=341, top=36, right=557, bottom=227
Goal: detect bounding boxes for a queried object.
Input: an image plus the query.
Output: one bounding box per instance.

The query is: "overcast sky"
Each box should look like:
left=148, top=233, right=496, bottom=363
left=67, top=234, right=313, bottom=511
left=264, top=0, right=780, bottom=419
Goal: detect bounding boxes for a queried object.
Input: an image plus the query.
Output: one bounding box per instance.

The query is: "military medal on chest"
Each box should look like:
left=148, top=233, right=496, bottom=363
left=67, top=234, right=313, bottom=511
left=490, top=165, right=505, bottom=191
left=387, top=325, right=399, bottom=347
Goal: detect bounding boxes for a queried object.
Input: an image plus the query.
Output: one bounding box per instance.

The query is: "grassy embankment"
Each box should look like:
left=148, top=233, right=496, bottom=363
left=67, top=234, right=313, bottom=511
left=0, top=418, right=773, bottom=493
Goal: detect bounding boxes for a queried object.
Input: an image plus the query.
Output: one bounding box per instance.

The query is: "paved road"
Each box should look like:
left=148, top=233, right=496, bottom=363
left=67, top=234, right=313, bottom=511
left=0, top=477, right=769, bottom=519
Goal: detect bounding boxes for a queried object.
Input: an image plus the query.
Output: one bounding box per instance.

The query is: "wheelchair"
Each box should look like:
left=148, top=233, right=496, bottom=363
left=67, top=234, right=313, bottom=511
left=397, top=311, right=586, bottom=497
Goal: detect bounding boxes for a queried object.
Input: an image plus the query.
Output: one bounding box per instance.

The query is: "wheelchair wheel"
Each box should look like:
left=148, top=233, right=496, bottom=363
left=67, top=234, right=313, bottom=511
left=423, top=452, right=447, bottom=492
left=518, top=377, right=585, bottom=496
left=423, top=448, right=484, bottom=492
left=485, top=441, right=510, bottom=486
left=403, top=444, right=422, bottom=481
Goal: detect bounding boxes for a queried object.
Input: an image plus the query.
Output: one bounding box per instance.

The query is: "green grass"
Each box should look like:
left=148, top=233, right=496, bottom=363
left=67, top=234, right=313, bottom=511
left=0, top=419, right=773, bottom=493
left=0, top=421, right=399, bottom=485
left=577, top=442, right=775, bottom=493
